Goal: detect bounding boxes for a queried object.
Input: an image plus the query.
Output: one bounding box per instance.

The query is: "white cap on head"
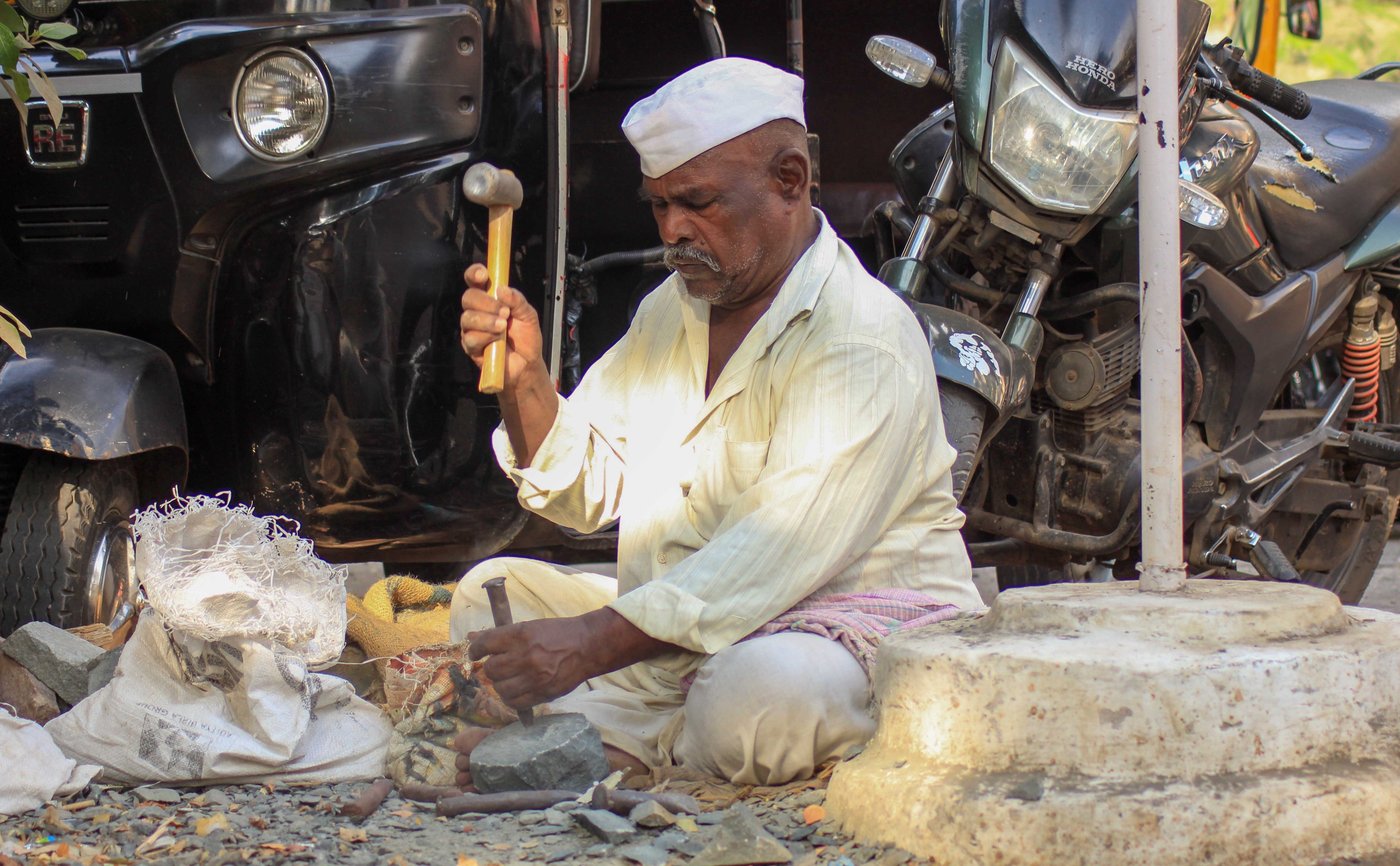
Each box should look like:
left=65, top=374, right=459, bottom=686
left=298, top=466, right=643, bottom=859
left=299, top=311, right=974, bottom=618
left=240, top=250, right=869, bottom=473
left=622, top=57, right=806, bottom=179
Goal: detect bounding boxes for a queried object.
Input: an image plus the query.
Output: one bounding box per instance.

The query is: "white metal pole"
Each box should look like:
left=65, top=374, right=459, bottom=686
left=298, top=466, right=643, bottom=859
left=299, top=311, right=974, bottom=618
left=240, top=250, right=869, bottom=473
left=1136, top=0, right=1187, bottom=592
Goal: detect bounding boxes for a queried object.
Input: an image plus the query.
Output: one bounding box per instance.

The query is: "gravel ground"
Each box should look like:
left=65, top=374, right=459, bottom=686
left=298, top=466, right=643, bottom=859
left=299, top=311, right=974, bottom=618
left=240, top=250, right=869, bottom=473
left=1359, top=538, right=1400, bottom=613
left=0, top=770, right=915, bottom=866
left=9, top=545, right=1400, bottom=865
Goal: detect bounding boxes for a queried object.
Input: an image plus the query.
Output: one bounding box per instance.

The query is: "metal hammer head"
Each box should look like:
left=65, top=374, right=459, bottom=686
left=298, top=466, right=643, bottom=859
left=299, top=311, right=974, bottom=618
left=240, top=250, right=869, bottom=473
left=463, top=163, right=524, bottom=210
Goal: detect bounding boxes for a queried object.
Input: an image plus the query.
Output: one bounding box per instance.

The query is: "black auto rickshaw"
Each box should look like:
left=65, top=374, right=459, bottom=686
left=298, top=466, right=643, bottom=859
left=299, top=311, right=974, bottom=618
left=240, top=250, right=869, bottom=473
left=0, top=0, right=939, bottom=634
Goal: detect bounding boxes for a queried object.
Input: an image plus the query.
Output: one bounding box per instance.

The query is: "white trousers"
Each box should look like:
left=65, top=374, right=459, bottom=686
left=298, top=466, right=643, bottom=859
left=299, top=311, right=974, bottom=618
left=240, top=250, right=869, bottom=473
left=449, top=557, right=875, bottom=785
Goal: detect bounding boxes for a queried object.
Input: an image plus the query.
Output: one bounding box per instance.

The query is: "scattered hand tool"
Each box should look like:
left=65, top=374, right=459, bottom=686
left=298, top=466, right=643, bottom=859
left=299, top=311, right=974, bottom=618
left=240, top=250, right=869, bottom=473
left=461, top=162, right=524, bottom=395
left=339, top=777, right=394, bottom=819
left=481, top=576, right=533, bottom=726
left=397, top=783, right=465, bottom=804
left=435, top=787, right=701, bottom=818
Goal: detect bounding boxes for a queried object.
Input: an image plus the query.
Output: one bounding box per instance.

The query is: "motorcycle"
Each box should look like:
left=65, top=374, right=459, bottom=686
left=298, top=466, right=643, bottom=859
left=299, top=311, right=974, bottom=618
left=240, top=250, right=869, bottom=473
left=864, top=0, right=1400, bottom=602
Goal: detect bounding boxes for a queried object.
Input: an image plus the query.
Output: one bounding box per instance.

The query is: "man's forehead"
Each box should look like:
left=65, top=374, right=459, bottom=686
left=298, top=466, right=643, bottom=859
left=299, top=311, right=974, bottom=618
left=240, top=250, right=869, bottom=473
left=639, top=159, right=728, bottom=197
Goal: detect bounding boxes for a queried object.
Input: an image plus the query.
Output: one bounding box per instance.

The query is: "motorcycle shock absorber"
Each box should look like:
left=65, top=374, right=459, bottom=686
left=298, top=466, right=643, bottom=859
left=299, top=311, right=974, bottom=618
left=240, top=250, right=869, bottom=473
left=1342, top=292, right=1382, bottom=424
left=876, top=150, right=961, bottom=303
left=1377, top=300, right=1398, bottom=372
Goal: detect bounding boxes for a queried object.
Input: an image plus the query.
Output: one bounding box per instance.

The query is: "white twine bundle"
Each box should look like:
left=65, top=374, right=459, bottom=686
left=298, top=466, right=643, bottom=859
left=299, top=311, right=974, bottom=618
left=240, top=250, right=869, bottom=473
left=131, top=493, right=347, bottom=668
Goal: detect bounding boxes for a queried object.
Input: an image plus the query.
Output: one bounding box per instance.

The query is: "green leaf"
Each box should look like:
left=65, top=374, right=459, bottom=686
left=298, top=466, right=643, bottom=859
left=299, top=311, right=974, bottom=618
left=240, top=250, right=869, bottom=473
left=10, top=68, right=29, bottom=102
left=13, top=33, right=31, bottom=50
left=0, top=25, right=17, bottom=71
left=0, top=306, right=32, bottom=338
left=0, top=318, right=28, bottom=360
left=35, top=22, right=77, bottom=41
left=0, top=4, right=24, bottom=34
left=24, top=60, right=61, bottom=126
left=41, top=42, right=86, bottom=60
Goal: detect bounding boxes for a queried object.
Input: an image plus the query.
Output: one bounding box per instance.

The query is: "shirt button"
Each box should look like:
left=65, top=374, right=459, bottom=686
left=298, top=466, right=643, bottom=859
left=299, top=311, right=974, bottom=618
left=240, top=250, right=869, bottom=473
left=657, top=552, right=668, bottom=564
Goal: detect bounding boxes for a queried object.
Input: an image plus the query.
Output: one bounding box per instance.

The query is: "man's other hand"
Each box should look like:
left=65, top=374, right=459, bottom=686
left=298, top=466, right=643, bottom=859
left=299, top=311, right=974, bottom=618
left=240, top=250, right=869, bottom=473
left=467, top=616, right=598, bottom=709
left=459, top=263, right=545, bottom=384
left=467, top=608, right=678, bottom=711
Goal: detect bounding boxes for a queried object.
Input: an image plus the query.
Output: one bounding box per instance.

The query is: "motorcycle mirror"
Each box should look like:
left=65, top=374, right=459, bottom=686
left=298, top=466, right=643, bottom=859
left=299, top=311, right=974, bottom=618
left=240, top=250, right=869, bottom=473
left=1286, top=0, right=1322, bottom=40
left=1178, top=179, right=1230, bottom=229
left=866, top=35, right=938, bottom=87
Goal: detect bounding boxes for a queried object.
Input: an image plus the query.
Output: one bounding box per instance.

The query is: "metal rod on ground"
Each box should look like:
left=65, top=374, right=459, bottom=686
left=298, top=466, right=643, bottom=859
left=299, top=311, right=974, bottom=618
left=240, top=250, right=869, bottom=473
left=436, top=787, right=701, bottom=817
left=1136, top=0, right=1188, bottom=592
left=340, top=777, right=394, bottom=819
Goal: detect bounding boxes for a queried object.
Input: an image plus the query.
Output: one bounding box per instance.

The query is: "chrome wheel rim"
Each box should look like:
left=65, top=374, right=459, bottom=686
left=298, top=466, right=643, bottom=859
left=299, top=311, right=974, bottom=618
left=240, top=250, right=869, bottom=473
left=85, top=516, right=137, bottom=628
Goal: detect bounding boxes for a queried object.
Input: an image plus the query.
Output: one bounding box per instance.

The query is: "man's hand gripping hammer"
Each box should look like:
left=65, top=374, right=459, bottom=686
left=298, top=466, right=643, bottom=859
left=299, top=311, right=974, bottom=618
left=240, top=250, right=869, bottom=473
left=462, top=163, right=524, bottom=395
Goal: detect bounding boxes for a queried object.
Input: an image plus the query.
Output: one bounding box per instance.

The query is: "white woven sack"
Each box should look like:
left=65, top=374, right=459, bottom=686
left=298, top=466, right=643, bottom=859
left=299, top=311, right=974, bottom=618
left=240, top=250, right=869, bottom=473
left=0, top=706, right=99, bottom=815
left=47, top=612, right=390, bottom=785
left=130, top=494, right=346, bottom=667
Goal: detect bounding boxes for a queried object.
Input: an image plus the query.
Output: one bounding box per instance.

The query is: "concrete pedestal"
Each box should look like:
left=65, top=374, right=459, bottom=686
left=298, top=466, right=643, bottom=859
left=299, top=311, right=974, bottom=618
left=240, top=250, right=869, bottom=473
left=826, top=581, right=1400, bottom=865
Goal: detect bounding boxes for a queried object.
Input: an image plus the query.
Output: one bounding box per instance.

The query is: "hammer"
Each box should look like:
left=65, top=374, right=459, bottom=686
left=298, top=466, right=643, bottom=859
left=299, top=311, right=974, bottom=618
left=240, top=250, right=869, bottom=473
left=462, top=162, right=524, bottom=395
left=481, top=576, right=534, bottom=725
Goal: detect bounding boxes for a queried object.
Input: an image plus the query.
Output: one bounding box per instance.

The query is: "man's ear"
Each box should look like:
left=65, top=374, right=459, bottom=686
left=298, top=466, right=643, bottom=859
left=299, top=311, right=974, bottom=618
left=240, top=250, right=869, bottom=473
left=772, top=148, right=811, bottom=203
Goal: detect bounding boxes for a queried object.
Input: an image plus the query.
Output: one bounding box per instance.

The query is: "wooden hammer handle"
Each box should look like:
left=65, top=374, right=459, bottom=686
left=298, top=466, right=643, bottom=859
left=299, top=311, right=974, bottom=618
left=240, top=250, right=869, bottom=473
left=479, top=203, right=513, bottom=395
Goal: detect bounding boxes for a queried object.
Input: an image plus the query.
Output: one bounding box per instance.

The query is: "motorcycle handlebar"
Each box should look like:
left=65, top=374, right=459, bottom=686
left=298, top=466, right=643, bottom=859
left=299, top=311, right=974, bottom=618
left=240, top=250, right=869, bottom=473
left=1208, top=43, right=1312, bottom=119
left=1231, top=61, right=1312, bottom=119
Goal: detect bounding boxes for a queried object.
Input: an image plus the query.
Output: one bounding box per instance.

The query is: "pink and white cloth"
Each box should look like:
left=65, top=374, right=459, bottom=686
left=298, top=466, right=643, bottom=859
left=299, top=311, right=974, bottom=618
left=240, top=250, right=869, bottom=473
left=744, top=588, right=963, bottom=674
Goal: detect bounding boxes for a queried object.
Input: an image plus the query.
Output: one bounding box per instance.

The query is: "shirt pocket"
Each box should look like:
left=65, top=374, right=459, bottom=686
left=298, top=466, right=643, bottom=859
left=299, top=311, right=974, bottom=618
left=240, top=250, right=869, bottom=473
left=684, top=427, right=771, bottom=538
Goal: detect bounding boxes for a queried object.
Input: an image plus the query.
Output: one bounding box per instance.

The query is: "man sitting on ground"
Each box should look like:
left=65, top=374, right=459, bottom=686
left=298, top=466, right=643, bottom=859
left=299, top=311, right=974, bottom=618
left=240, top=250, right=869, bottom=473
left=451, top=57, right=982, bottom=786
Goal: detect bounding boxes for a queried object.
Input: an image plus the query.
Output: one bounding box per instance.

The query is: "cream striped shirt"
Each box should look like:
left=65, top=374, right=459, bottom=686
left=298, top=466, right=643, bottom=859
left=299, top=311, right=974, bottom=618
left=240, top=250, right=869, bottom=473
left=493, top=211, right=979, bottom=656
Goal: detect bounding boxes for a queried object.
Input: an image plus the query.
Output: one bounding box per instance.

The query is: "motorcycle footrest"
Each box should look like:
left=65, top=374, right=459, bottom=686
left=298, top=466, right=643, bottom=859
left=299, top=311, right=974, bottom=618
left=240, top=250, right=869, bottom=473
left=1347, top=423, right=1400, bottom=468
left=1248, top=539, right=1300, bottom=583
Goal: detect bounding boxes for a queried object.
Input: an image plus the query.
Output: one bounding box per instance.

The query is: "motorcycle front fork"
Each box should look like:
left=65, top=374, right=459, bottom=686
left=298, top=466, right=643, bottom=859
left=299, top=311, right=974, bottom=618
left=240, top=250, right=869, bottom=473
left=879, top=149, right=1064, bottom=359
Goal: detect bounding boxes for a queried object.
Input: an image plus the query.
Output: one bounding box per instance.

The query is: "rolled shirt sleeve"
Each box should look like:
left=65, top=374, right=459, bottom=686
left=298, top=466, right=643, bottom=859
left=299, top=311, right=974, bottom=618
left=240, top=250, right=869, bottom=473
left=491, top=346, right=630, bottom=535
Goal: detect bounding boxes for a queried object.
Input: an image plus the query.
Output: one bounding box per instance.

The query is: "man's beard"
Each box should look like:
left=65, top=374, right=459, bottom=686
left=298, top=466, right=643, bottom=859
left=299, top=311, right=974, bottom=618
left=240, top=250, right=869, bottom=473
left=663, top=244, right=752, bottom=304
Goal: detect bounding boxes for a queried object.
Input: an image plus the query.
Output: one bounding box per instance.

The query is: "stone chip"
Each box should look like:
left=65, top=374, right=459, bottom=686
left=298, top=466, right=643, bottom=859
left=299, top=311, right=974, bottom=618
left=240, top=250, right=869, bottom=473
left=689, top=807, right=793, bottom=866
left=572, top=807, right=638, bottom=845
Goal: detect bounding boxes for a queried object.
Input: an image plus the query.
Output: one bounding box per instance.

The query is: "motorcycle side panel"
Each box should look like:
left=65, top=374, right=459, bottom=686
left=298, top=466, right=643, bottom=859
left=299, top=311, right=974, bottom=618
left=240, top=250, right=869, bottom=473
left=0, top=328, right=188, bottom=465
left=1192, top=254, right=1358, bottom=449
left=1345, top=197, right=1400, bottom=271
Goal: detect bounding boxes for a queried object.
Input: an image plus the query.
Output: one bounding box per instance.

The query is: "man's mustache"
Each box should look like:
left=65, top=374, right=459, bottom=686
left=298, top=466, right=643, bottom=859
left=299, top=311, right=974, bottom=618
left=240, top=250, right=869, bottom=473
left=663, top=245, right=721, bottom=273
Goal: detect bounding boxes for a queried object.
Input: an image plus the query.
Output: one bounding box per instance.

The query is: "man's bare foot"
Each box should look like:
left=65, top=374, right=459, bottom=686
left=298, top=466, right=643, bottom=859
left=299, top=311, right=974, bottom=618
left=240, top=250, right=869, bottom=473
left=605, top=745, right=648, bottom=781
left=452, top=725, right=494, bottom=790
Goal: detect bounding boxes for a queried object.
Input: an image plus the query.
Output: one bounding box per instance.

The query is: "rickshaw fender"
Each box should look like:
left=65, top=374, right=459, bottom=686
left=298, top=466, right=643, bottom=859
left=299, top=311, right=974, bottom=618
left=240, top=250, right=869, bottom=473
left=0, top=328, right=189, bottom=471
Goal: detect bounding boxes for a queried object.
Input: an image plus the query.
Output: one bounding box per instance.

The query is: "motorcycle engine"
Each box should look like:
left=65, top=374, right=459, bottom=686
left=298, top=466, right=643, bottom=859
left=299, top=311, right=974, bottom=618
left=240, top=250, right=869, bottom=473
left=1041, top=317, right=1140, bottom=447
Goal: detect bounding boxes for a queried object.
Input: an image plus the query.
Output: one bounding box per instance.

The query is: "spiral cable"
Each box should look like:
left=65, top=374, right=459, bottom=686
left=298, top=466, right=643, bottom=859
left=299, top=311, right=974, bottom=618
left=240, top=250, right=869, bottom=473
left=1343, top=338, right=1383, bottom=424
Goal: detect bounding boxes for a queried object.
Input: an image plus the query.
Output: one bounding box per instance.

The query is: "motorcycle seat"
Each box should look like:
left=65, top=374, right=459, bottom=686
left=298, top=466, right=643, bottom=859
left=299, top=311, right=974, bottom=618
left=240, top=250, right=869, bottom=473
left=1244, top=79, right=1400, bottom=271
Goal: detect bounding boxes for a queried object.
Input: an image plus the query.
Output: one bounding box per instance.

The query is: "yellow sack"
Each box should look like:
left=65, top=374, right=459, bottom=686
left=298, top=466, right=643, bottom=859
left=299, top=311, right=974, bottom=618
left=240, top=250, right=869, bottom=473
left=345, top=575, right=455, bottom=662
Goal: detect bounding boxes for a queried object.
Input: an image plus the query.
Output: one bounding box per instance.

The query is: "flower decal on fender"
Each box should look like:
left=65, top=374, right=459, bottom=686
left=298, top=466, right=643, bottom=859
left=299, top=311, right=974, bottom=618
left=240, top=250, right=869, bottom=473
left=950, top=332, right=1000, bottom=377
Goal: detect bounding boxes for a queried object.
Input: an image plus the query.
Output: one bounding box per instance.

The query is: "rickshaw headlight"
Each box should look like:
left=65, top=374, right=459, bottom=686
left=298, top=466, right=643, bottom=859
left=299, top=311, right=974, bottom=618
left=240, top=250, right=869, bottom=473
left=15, top=0, right=75, bottom=22
left=233, top=47, right=330, bottom=161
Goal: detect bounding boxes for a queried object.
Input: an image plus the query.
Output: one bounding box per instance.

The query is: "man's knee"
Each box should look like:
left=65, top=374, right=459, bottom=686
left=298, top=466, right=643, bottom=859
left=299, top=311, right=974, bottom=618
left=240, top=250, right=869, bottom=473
left=449, top=558, right=618, bottom=643
left=675, top=633, right=875, bottom=785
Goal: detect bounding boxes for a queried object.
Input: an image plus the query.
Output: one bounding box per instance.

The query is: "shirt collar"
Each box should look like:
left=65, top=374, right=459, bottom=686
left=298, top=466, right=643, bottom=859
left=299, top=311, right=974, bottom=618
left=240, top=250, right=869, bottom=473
left=675, top=207, right=837, bottom=353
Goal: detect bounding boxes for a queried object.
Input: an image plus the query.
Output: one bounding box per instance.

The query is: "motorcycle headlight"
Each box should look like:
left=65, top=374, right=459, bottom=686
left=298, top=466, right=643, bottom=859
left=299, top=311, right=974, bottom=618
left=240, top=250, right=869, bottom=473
left=233, top=47, right=330, bottom=162
left=987, top=42, right=1137, bottom=215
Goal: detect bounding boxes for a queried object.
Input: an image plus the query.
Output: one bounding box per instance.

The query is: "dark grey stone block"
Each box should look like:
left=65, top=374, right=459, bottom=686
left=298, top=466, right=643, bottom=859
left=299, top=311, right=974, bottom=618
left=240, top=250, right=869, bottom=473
left=470, top=712, right=609, bottom=793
